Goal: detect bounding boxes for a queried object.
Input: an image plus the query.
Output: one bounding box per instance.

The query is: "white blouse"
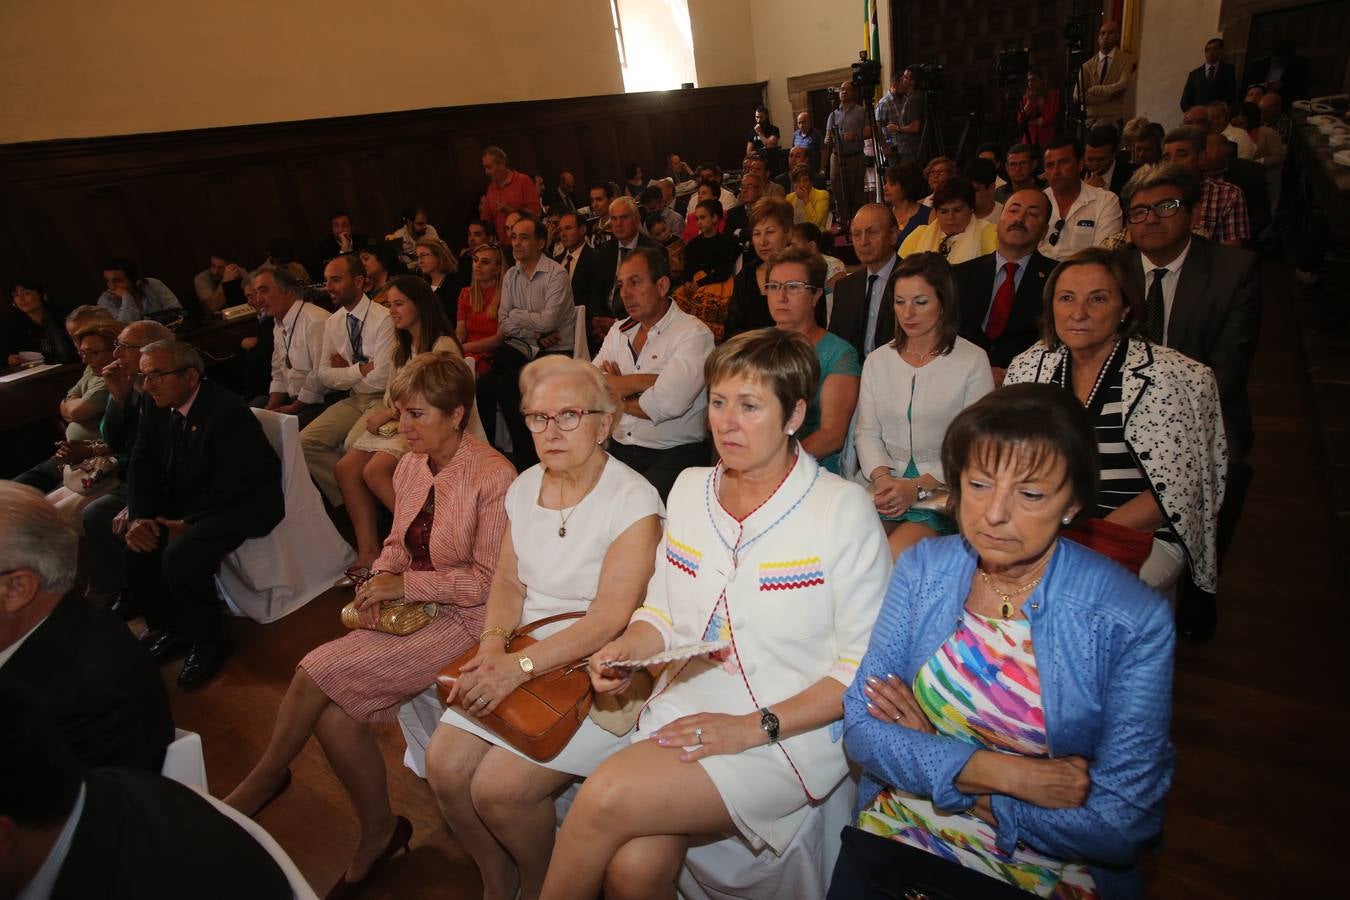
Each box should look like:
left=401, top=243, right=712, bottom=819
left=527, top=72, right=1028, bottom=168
left=854, top=336, right=994, bottom=482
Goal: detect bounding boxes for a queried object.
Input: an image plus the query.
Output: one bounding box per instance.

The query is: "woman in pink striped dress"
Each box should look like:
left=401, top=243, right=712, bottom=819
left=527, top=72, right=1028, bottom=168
left=224, top=352, right=516, bottom=897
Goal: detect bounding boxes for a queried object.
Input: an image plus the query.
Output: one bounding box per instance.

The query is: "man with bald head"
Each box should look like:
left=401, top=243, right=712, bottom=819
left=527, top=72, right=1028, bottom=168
left=1207, top=100, right=1256, bottom=158
left=1081, top=20, right=1136, bottom=127
left=824, top=80, right=870, bottom=225
left=774, top=146, right=825, bottom=194
left=954, top=189, right=1057, bottom=380
left=1182, top=105, right=1210, bottom=130
left=827, top=203, right=900, bottom=359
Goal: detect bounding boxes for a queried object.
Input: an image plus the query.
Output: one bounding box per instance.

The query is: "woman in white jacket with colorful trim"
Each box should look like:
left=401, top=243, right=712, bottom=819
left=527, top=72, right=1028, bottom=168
left=540, top=329, right=893, bottom=900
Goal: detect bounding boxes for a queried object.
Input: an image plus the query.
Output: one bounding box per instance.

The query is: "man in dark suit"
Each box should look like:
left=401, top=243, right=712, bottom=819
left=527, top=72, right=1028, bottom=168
left=126, top=340, right=284, bottom=689
left=0, top=483, right=173, bottom=772
left=1121, top=162, right=1261, bottom=639
left=590, top=196, right=667, bottom=344
left=1180, top=38, right=1238, bottom=111
left=556, top=210, right=610, bottom=355
left=1084, top=125, right=1137, bottom=199
left=827, top=203, right=900, bottom=360
left=954, top=189, right=1056, bottom=381
left=0, top=678, right=292, bottom=899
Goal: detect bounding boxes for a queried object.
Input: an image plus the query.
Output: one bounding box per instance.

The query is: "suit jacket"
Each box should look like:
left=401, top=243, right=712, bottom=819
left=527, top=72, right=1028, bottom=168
left=52, top=768, right=291, bottom=899
left=953, top=251, right=1057, bottom=370
left=1123, top=237, right=1261, bottom=462
left=4, top=593, right=173, bottom=772
left=827, top=264, right=900, bottom=361
left=592, top=233, right=668, bottom=317
left=1081, top=49, right=1137, bottom=121
left=127, top=378, right=284, bottom=537
left=1180, top=61, right=1238, bottom=110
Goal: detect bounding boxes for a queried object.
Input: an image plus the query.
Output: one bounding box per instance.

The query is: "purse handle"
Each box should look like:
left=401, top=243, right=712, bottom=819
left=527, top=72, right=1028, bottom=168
left=510, top=611, right=587, bottom=643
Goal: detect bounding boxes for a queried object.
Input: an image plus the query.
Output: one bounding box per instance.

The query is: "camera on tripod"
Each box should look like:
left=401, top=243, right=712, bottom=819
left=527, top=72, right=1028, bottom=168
left=994, top=47, right=1030, bottom=87
left=1062, top=13, right=1096, bottom=56
left=851, top=52, right=882, bottom=97
left=910, top=61, right=945, bottom=94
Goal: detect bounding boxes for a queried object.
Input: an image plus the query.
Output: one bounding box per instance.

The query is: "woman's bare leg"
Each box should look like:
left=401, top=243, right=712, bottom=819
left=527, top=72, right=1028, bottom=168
left=540, top=740, right=733, bottom=900
left=362, top=452, right=398, bottom=512
left=471, top=749, right=576, bottom=900
left=426, top=726, right=519, bottom=900
left=223, top=667, right=330, bottom=815
left=313, top=703, right=397, bottom=882
left=336, top=448, right=380, bottom=567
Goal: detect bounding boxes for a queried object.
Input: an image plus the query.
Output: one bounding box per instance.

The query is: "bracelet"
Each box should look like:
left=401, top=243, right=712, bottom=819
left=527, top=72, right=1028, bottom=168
left=479, top=626, right=512, bottom=643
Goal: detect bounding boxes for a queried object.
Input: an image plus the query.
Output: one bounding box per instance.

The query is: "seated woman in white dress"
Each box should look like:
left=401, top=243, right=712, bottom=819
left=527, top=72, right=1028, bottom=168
left=539, top=328, right=893, bottom=900
left=335, top=274, right=459, bottom=568
left=425, top=355, right=663, bottom=900
left=855, top=252, right=994, bottom=561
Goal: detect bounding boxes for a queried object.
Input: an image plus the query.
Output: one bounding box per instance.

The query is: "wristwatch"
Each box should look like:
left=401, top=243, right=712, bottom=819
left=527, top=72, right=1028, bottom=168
left=759, top=707, right=780, bottom=744
left=517, top=655, right=535, bottom=675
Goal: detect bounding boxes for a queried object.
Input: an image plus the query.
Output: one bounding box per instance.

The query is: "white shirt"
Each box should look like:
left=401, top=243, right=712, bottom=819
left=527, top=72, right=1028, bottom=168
left=16, top=782, right=86, bottom=900
left=977, top=200, right=1004, bottom=227
left=1141, top=238, right=1194, bottom=346
left=593, top=302, right=714, bottom=449
left=1040, top=180, right=1124, bottom=260
left=1222, top=124, right=1258, bottom=160
left=319, top=295, right=396, bottom=396
left=854, top=337, right=995, bottom=481
left=268, top=300, right=330, bottom=404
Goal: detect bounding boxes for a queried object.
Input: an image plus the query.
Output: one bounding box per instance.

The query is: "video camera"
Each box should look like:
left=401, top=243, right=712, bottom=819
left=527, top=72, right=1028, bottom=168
left=851, top=52, right=882, bottom=97
left=1062, top=12, right=1097, bottom=56
left=994, top=47, right=1030, bottom=87
left=910, top=61, right=945, bottom=94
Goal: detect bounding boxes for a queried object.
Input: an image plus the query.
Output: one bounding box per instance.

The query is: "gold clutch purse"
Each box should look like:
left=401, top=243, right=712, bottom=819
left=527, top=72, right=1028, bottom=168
left=339, top=567, right=437, bottom=636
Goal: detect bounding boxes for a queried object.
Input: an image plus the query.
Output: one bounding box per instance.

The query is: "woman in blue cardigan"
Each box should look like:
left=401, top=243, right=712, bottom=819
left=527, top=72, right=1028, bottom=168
left=830, top=383, right=1175, bottom=900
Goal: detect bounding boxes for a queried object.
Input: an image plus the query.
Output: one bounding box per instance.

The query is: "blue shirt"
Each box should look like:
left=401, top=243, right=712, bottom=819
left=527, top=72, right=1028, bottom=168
left=981, top=251, right=1032, bottom=331
left=862, top=254, right=899, bottom=357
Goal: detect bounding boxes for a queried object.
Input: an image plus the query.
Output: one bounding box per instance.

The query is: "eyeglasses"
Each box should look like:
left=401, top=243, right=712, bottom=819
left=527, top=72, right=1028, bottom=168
left=140, top=367, right=189, bottom=386
left=1047, top=218, right=1067, bottom=246
left=1125, top=198, right=1185, bottom=224
left=762, top=280, right=820, bottom=297
left=113, top=340, right=146, bottom=351
left=523, top=409, right=605, bottom=433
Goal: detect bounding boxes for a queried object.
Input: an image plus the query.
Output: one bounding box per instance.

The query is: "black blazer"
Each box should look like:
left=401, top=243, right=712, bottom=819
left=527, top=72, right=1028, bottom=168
left=127, top=378, right=284, bottom=536
left=52, top=768, right=292, bottom=899
left=827, top=263, right=900, bottom=361
left=592, top=234, right=667, bottom=317
left=1123, top=237, right=1261, bottom=461
left=1180, top=62, right=1238, bottom=110
left=4, top=593, right=173, bottom=772
left=954, top=251, right=1057, bottom=371
left=724, top=263, right=776, bottom=340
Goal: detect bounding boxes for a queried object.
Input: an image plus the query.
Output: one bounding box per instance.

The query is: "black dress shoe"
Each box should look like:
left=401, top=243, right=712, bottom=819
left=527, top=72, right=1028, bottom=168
left=177, top=641, right=230, bottom=690
left=144, top=630, right=188, bottom=664
left=108, top=592, right=141, bottom=621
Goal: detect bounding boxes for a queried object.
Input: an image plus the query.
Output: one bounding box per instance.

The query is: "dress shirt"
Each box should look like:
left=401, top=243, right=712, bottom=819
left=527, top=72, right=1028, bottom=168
left=982, top=251, right=1032, bottom=331
left=1196, top=176, right=1251, bottom=244
left=1039, top=181, right=1124, bottom=260
left=1221, top=124, right=1257, bottom=160
left=268, top=299, right=330, bottom=403
left=593, top=302, right=714, bottom=449
left=1140, top=238, right=1193, bottom=346
left=319, top=295, right=395, bottom=395
left=825, top=104, right=867, bottom=156
left=561, top=244, right=585, bottom=280
left=500, top=254, right=575, bottom=355
left=977, top=200, right=1004, bottom=228
left=481, top=170, right=542, bottom=244
left=97, top=277, right=182, bottom=325
left=863, top=254, right=899, bottom=357
left=15, top=783, right=86, bottom=900
left=193, top=269, right=221, bottom=304
left=171, top=383, right=202, bottom=419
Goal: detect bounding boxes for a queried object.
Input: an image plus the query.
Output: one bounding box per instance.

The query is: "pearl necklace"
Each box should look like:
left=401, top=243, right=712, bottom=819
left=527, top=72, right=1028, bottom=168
left=1065, top=339, right=1122, bottom=409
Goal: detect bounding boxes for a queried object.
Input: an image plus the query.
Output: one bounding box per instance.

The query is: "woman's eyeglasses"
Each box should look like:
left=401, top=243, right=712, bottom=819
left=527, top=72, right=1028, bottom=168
left=1047, top=218, right=1067, bottom=246
left=762, top=280, right=819, bottom=297
left=523, top=409, right=605, bottom=433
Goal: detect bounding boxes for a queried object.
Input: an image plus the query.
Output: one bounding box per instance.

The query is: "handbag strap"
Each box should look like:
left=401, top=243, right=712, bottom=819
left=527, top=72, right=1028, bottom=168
left=510, top=611, right=587, bottom=641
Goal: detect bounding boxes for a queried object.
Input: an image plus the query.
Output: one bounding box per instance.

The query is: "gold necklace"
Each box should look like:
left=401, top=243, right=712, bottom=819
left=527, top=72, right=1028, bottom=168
left=554, top=463, right=600, bottom=537
left=977, top=568, right=1043, bottom=619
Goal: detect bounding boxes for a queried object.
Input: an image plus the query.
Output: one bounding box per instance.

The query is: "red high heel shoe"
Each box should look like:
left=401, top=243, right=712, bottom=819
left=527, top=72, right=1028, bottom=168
left=324, top=815, right=412, bottom=899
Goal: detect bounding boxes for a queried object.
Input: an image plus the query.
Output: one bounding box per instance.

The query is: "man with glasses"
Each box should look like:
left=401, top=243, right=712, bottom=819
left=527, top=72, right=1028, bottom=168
left=828, top=203, right=900, bottom=360
left=592, top=196, right=667, bottom=341
left=591, top=246, right=713, bottom=500
left=994, top=143, right=1044, bottom=203
left=1120, top=162, right=1261, bottom=640
left=125, top=340, right=283, bottom=689
left=79, top=319, right=174, bottom=618
left=1038, top=134, right=1123, bottom=261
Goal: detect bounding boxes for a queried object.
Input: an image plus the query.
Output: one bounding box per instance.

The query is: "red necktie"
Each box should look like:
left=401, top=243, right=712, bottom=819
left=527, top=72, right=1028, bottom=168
left=986, top=262, right=1019, bottom=340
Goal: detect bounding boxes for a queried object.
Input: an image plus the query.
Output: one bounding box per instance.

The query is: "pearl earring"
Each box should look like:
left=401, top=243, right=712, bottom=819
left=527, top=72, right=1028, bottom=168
left=786, top=427, right=796, bottom=436
left=1061, top=515, right=1072, bottom=525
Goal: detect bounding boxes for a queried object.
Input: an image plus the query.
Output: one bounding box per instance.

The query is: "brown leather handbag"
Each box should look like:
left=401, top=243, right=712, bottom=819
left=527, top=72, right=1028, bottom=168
left=435, top=612, right=593, bottom=762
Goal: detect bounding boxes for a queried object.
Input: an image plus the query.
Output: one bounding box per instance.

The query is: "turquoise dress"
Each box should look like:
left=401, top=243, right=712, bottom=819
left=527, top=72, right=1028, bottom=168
left=800, top=332, right=861, bottom=474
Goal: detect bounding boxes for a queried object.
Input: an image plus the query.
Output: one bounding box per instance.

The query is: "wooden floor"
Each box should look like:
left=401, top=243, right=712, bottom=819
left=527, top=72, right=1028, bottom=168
left=164, top=262, right=1350, bottom=899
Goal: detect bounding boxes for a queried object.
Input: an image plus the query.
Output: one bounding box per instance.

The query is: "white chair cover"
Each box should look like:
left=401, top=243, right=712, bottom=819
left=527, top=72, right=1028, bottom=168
left=45, top=479, right=118, bottom=535
left=199, top=791, right=320, bottom=900
left=215, top=409, right=355, bottom=623
left=397, top=686, right=443, bottom=779
left=160, top=727, right=209, bottom=792
left=572, top=304, right=588, bottom=361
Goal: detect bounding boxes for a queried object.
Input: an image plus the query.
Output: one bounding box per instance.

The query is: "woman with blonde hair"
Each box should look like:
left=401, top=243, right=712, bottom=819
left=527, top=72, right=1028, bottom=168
left=456, top=243, right=506, bottom=375
left=413, top=236, right=460, bottom=314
